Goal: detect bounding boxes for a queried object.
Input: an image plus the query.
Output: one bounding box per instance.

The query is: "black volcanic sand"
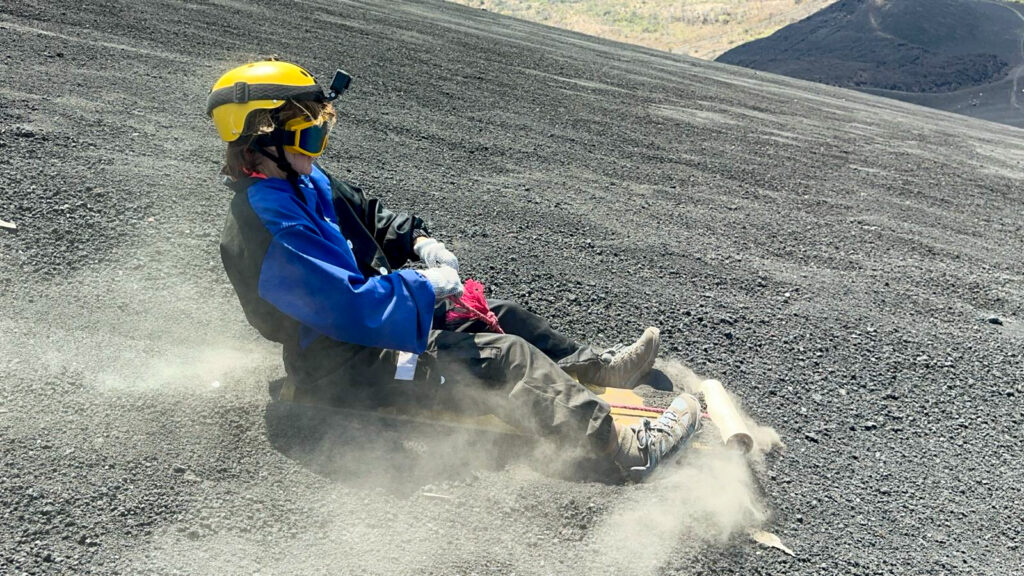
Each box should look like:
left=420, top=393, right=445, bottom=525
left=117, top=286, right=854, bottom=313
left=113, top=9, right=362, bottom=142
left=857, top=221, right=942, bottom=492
left=2, top=1, right=1023, bottom=574
left=718, top=0, right=1024, bottom=128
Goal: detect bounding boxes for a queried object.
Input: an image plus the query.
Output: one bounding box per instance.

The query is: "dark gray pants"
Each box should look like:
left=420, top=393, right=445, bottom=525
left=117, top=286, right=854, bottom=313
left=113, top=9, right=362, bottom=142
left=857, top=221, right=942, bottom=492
left=284, top=300, right=613, bottom=452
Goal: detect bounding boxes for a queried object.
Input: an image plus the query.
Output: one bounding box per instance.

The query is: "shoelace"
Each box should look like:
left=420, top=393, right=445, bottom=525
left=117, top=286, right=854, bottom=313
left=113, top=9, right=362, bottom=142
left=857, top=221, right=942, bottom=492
left=635, top=419, right=654, bottom=451
left=599, top=343, right=624, bottom=364
left=653, top=408, right=680, bottom=430
left=635, top=408, right=681, bottom=451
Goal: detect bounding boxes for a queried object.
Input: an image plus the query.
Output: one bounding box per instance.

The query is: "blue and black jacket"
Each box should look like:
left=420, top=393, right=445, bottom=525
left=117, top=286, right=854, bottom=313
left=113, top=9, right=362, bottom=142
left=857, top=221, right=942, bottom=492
left=219, top=165, right=437, bottom=374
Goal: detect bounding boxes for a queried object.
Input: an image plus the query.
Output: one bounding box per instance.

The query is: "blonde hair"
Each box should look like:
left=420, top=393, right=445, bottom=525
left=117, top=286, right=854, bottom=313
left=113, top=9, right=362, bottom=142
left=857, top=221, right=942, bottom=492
left=223, top=100, right=337, bottom=179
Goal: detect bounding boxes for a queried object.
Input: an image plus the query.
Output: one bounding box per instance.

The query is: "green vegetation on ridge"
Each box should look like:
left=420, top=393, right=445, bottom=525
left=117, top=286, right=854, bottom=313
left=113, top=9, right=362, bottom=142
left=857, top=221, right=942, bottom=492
left=447, top=0, right=840, bottom=59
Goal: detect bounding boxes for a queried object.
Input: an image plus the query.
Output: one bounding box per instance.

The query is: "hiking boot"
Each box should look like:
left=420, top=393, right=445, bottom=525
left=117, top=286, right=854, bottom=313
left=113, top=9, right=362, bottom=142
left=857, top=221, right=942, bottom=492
left=612, top=393, right=703, bottom=482
left=588, top=327, right=661, bottom=389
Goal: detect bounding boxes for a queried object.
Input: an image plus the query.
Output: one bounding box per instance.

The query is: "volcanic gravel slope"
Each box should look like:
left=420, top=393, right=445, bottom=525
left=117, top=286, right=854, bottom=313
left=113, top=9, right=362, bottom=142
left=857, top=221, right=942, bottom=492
left=1, top=0, right=1023, bottom=574
left=717, top=0, right=1024, bottom=128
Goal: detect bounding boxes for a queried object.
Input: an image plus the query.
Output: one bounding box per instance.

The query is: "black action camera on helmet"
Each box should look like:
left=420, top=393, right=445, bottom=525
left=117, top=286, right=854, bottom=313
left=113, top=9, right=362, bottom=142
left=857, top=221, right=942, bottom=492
left=328, top=69, right=351, bottom=100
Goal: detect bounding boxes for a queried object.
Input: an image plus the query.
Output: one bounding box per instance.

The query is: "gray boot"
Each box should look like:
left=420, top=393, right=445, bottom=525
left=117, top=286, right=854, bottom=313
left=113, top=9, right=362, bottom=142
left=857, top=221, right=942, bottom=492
left=613, top=393, right=702, bottom=482
left=586, top=327, right=661, bottom=389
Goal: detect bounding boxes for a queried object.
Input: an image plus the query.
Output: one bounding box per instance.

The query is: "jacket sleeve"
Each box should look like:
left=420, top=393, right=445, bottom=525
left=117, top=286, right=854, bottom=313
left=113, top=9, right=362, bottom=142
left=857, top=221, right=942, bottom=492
left=328, top=174, right=429, bottom=268
left=256, top=223, right=437, bottom=354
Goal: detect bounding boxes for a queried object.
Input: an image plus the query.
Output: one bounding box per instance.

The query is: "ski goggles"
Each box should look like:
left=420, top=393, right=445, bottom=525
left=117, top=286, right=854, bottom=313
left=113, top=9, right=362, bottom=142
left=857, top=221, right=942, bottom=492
left=282, top=116, right=332, bottom=157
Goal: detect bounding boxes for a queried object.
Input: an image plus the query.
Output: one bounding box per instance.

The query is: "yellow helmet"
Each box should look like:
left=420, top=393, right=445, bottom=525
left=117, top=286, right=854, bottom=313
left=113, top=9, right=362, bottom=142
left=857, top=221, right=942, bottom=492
left=207, top=60, right=340, bottom=142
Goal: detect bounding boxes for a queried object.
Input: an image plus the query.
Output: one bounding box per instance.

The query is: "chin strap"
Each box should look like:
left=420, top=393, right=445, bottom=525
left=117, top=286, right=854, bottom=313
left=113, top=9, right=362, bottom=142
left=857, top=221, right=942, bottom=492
left=256, top=144, right=296, bottom=180
left=255, top=111, right=306, bottom=202
left=257, top=144, right=306, bottom=203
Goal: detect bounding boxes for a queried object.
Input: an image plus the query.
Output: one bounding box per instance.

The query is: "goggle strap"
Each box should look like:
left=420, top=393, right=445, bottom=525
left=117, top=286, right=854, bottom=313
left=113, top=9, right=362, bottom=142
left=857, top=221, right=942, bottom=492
left=206, top=82, right=331, bottom=116
left=252, top=129, right=286, bottom=150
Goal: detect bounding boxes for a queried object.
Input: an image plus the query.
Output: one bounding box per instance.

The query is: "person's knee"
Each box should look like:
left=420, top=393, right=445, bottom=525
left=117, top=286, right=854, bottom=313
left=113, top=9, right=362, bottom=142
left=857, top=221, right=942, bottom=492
left=490, top=299, right=527, bottom=322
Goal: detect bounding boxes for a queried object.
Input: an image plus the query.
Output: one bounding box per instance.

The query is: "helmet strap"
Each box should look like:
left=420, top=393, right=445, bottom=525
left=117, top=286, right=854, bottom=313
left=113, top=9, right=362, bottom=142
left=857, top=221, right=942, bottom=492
left=254, top=109, right=306, bottom=201
left=257, top=144, right=296, bottom=179
left=258, top=144, right=306, bottom=203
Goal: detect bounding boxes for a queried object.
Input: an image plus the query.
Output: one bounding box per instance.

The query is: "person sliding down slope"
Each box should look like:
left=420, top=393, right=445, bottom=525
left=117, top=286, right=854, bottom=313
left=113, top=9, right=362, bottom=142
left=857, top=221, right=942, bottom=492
left=207, top=60, right=701, bottom=480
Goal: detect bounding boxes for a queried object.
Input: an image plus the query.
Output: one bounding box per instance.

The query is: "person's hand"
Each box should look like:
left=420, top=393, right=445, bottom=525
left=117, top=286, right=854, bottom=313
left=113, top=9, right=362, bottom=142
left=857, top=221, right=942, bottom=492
left=414, top=238, right=459, bottom=272
left=417, top=266, right=464, bottom=301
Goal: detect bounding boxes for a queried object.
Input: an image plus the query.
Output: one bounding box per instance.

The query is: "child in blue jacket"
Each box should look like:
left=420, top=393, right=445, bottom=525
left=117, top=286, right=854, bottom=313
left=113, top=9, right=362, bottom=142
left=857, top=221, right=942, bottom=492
left=208, top=60, right=701, bottom=481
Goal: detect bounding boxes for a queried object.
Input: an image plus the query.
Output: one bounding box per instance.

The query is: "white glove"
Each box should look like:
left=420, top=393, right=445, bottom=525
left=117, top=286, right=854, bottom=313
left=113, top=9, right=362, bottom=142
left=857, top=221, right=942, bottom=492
left=414, top=238, right=459, bottom=271
left=417, top=266, right=464, bottom=301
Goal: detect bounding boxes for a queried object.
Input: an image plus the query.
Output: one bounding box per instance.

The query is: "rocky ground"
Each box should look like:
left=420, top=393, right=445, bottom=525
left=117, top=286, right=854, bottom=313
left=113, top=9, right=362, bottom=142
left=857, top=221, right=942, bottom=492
left=1, top=0, right=1022, bottom=575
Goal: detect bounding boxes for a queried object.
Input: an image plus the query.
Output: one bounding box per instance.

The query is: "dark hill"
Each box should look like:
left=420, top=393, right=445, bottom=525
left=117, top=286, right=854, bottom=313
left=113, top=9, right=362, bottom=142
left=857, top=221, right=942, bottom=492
left=717, top=0, right=1024, bottom=126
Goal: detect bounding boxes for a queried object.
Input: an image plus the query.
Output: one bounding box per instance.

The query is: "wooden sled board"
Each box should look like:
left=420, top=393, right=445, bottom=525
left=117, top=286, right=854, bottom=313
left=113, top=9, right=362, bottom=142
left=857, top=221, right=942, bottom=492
left=275, top=379, right=664, bottom=436
left=586, top=385, right=665, bottom=428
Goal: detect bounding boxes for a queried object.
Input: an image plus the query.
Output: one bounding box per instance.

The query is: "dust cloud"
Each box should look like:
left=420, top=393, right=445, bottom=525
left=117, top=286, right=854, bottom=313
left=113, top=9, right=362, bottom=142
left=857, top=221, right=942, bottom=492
left=9, top=240, right=784, bottom=574
left=120, top=355, right=783, bottom=575
left=575, top=359, right=783, bottom=575
left=657, top=358, right=784, bottom=457
left=581, top=446, right=764, bottom=575
left=15, top=245, right=279, bottom=395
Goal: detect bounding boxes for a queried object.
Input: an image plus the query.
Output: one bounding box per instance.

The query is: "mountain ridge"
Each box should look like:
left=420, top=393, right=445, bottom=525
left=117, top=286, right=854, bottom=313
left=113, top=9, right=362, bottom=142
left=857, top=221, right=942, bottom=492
left=446, top=0, right=840, bottom=59
left=717, top=0, right=1024, bottom=127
